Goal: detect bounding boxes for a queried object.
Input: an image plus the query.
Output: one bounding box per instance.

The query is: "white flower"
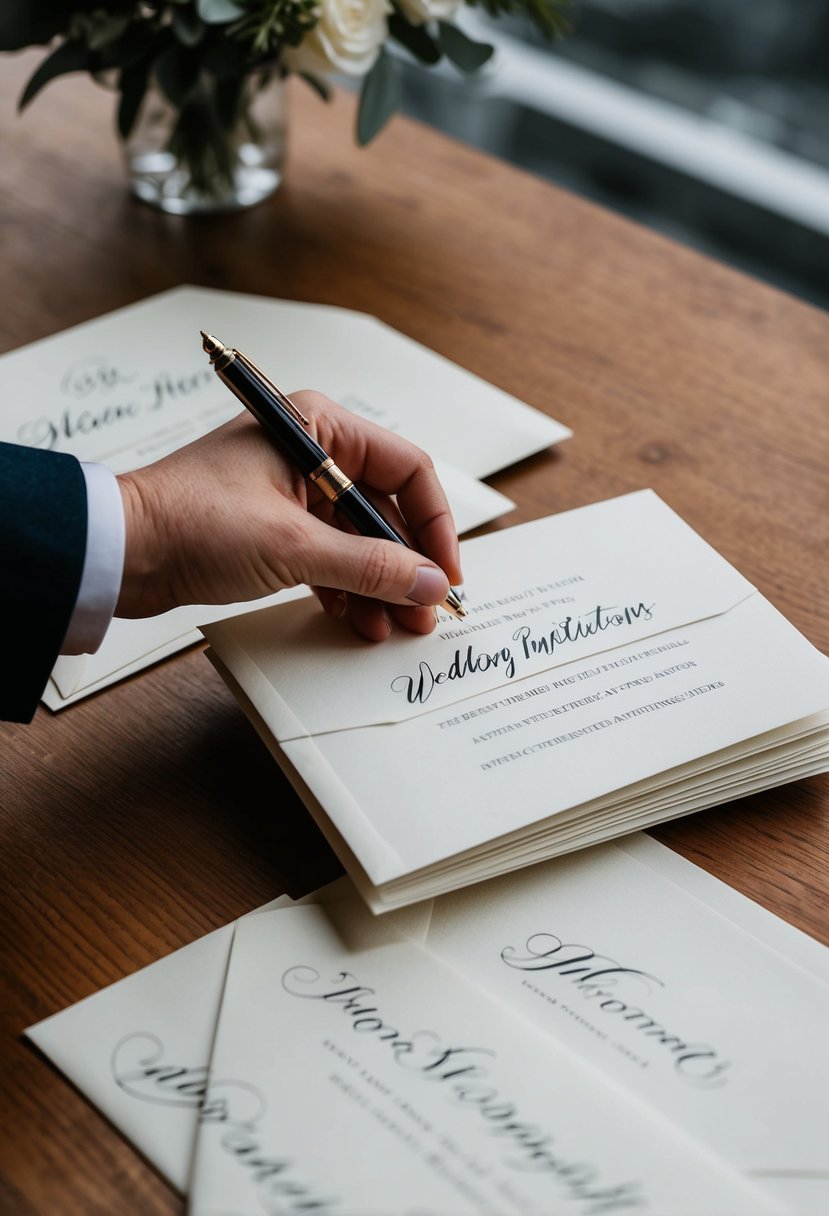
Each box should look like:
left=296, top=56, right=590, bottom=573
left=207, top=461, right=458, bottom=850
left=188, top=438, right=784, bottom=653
left=284, top=0, right=392, bottom=78
left=395, top=0, right=461, bottom=25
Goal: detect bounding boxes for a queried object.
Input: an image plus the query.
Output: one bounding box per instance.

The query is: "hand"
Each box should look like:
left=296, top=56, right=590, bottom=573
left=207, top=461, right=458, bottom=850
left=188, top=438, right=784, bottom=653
left=116, top=392, right=462, bottom=642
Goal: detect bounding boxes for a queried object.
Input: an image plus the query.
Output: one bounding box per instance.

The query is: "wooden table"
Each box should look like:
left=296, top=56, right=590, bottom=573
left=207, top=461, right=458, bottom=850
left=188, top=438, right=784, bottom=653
left=1, top=49, right=828, bottom=1214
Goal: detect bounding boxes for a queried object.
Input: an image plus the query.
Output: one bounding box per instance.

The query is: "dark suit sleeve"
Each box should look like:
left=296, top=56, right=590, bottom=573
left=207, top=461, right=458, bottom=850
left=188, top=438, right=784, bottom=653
left=0, top=442, right=87, bottom=723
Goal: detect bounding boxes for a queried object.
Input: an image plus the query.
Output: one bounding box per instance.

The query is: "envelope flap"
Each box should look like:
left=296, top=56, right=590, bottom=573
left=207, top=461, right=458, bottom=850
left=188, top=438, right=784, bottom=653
left=206, top=492, right=756, bottom=741
left=50, top=653, right=89, bottom=698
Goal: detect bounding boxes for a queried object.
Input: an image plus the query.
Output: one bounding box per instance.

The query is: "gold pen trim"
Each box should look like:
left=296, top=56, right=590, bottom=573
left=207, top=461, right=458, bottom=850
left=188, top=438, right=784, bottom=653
left=235, top=352, right=310, bottom=426
left=309, top=457, right=354, bottom=502
left=201, top=332, right=310, bottom=427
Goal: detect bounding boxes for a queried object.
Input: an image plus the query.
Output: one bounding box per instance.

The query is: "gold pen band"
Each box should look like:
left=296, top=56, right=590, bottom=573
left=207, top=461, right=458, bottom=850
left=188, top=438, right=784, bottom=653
left=309, top=457, right=354, bottom=503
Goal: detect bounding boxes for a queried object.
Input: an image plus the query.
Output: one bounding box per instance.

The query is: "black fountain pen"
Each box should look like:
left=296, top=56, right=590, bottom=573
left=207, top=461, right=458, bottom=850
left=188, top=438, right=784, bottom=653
left=201, top=333, right=467, bottom=621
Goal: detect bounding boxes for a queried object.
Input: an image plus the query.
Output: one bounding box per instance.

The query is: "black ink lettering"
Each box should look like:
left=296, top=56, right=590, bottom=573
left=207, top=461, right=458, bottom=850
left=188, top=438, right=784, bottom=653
left=500, top=932, right=731, bottom=1089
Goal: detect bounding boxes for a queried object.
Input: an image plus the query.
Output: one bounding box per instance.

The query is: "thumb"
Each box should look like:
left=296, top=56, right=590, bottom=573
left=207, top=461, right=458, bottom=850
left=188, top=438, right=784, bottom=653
left=300, top=515, right=450, bottom=607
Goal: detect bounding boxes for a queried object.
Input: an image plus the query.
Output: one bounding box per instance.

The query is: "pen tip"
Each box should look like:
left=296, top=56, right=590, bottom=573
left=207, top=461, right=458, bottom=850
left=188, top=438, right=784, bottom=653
left=442, top=589, right=468, bottom=620
left=201, top=331, right=225, bottom=362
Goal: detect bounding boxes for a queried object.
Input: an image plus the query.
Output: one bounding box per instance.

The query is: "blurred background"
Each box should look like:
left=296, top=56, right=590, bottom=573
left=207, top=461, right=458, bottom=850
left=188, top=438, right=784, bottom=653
left=394, top=0, right=829, bottom=311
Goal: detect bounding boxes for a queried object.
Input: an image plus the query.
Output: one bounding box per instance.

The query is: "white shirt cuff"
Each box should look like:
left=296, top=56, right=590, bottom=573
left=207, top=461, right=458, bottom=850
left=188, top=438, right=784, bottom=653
left=61, top=462, right=126, bottom=655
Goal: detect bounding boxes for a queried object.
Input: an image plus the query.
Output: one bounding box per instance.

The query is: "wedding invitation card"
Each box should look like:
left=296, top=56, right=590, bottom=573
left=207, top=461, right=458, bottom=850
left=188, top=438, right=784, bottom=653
left=426, top=841, right=829, bottom=1205
left=27, top=836, right=829, bottom=1212
left=203, top=490, right=829, bottom=910
left=186, top=902, right=783, bottom=1216
left=1, top=285, right=569, bottom=708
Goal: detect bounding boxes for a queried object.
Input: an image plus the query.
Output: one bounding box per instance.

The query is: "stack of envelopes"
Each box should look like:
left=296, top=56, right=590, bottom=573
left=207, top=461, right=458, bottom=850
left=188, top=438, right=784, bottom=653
left=204, top=490, right=829, bottom=911
left=28, top=836, right=829, bottom=1213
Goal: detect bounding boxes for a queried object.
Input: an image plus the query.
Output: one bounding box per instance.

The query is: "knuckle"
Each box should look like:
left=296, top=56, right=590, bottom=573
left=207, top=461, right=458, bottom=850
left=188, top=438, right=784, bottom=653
left=415, top=447, right=435, bottom=474
left=290, top=389, right=331, bottom=417
left=360, top=541, right=396, bottom=599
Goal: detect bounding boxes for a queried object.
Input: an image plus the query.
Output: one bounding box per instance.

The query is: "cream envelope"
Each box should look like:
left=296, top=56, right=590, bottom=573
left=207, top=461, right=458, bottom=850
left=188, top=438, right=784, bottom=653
left=616, top=834, right=829, bottom=983
left=1, top=284, right=560, bottom=707
left=424, top=843, right=829, bottom=1215
left=25, top=881, right=430, bottom=1193
left=203, top=490, right=829, bottom=910
left=26, top=837, right=829, bottom=1214
left=187, top=903, right=785, bottom=1216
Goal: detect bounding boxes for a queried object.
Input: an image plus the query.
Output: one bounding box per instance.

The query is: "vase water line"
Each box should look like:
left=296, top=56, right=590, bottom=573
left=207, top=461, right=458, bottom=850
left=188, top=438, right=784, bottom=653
left=122, top=71, right=286, bottom=215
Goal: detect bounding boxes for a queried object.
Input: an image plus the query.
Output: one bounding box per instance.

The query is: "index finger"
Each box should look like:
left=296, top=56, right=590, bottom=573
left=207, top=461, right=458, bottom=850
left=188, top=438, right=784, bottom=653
left=298, top=392, right=463, bottom=586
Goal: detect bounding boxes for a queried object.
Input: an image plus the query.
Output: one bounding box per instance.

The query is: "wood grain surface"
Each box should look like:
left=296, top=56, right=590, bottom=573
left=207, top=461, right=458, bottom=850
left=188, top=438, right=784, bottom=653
left=1, top=49, right=828, bottom=1214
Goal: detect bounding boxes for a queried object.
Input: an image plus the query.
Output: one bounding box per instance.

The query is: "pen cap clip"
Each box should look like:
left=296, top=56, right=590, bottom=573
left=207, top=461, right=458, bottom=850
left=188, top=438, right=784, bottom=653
left=235, top=352, right=310, bottom=426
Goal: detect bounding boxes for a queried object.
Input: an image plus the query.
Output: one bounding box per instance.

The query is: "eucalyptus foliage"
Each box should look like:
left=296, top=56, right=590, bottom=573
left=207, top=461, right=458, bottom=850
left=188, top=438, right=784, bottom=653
left=2, top=0, right=570, bottom=146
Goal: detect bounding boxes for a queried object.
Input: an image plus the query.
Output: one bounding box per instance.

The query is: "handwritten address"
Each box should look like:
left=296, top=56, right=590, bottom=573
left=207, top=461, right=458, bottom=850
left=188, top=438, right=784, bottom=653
left=16, top=355, right=212, bottom=451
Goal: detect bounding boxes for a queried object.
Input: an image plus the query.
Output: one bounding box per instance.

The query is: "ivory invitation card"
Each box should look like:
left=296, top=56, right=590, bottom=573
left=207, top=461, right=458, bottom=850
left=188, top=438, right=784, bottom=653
left=186, top=903, right=783, bottom=1216
left=1, top=285, right=569, bottom=707
left=203, top=490, right=829, bottom=910
left=427, top=840, right=829, bottom=1212
left=23, top=884, right=423, bottom=1192
left=27, top=837, right=829, bottom=1212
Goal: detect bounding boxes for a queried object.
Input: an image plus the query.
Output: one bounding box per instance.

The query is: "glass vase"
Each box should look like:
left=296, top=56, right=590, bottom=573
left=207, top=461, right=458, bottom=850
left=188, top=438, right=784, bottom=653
left=123, top=71, right=286, bottom=215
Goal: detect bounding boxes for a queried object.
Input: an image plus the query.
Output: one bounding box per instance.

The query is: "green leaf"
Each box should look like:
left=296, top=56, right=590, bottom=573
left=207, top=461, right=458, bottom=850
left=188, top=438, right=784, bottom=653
left=436, top=21, right=493, bottom=71
left=87, top=13, right=131, bottom=52
left=99, top=22, right=159, bottom=71
left=388, top=13, right=441, bottom=65
left=154, top=42, right=200, bottom=107
left=196, top=0, right=245, bottom=23
left=19, top=39, right=93, bottom=110
left=357, top=49, right=401, bottom=146
left=201, top=28, right=249, bottom=77
left=172, top=8, right=206, bottom=46
left=298, top=72, right=331, bottom=103
left=117, top=61, right=151, bottom=140
left=464, top=0, right=570, bottom=40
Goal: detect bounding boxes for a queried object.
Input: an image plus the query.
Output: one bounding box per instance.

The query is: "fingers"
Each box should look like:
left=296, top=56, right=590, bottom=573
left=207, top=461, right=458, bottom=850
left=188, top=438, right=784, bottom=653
left=313, top=584, right=438, bottom=642
left=313, top=586, right=346, bottom=620
left=260, top=390, right=463, bottom=643
left=344, top=595, right=392, bottom=643
left=292, top=391, right=463, bottom=586
left=298, top=513, right=449, bottom=609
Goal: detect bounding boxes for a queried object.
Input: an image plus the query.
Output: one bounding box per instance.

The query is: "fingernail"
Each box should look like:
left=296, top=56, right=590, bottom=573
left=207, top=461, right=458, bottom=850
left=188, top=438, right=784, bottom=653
left=407, top=566, right=450, bottom=606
